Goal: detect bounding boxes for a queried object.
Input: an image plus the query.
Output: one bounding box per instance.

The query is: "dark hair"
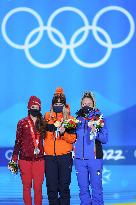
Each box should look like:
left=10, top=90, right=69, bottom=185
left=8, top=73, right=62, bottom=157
left=35, top=113, right=46, bottom=139
left=52, top=93, right=66, bottom=105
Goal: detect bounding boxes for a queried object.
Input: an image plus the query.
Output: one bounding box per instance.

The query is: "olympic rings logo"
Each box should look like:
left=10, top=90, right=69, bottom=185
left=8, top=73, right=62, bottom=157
left=5, top=149, right=13, bottom=161
left=1, top=6, right=135, bottom=69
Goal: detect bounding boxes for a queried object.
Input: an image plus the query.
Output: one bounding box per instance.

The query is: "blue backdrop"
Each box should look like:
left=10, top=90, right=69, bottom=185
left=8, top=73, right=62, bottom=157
left=0, top=0, right=136, bottom=204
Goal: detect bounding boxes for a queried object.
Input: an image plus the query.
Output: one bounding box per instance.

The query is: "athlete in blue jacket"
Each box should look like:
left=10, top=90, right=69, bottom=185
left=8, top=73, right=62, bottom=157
left=74, top=91, right=108, bottom=205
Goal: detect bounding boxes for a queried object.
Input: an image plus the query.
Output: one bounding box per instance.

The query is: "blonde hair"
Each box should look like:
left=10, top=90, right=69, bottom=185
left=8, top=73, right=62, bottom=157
left=62, top=106, right=69, bottom=120
left=81, top=91, right=96, bottom=108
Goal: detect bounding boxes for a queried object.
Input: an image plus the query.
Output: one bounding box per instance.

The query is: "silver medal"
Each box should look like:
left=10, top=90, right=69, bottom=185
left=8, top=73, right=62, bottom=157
left=34, top=147, right=40, bottom=155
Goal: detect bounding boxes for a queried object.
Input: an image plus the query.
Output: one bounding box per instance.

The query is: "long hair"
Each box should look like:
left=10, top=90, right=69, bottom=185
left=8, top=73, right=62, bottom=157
left=35, top=113, right=47, bottom=139
left=50, top=91, right=70, bottom=120
left=62, top=104, right=69, bottom=120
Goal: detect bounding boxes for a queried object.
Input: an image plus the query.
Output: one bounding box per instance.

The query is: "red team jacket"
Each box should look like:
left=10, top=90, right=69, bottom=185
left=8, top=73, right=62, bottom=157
left=12, top=116, right=44, bottom=162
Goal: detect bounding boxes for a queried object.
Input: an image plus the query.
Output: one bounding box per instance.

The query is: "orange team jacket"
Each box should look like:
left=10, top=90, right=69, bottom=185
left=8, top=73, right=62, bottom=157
left=44, top=110, right=76, bottom=156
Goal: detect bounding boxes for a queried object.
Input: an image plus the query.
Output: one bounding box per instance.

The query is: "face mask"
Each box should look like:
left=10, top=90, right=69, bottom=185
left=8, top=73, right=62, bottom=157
left=53, top=105, right=63, bottom=113
left=82, top=106, right=92, bottom=114
left=29, top=109, right=40, bottom=117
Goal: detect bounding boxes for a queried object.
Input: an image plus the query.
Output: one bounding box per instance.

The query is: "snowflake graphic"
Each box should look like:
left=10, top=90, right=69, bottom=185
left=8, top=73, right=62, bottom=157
left=102, top=166, right=111, bottom=184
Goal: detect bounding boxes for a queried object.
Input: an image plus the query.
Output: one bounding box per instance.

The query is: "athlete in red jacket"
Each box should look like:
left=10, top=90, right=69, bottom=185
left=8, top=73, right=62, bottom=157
left=12, top=96, right=45, bottom=205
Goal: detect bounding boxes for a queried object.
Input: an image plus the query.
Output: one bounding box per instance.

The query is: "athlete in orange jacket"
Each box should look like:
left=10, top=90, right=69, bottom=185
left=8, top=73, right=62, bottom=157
left=44, top=87, right=76, bottom=205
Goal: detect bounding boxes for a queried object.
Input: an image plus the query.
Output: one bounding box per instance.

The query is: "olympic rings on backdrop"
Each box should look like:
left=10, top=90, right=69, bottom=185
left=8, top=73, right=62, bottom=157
left=1, top=6, right=135, bottom=69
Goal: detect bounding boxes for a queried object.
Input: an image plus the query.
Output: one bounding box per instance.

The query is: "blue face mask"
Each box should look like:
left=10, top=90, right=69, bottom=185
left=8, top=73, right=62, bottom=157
left=53, top=105, right=63, bottom=113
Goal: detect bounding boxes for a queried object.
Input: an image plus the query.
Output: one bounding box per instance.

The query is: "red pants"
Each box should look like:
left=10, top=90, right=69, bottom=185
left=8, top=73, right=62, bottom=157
left=19, top=159, right=44, bottom=205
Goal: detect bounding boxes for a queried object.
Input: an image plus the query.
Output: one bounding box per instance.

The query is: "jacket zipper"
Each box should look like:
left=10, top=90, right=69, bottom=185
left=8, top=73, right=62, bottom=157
left=54, top=112, right=58, bottom=156
left=83, top=120, right=86, bottom=160
left=54, top=131, right=56, bottom=156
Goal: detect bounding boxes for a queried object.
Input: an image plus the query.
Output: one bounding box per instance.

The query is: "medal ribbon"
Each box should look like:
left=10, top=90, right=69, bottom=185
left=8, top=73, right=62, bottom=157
left=27, top=118, right=39, bottom=148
